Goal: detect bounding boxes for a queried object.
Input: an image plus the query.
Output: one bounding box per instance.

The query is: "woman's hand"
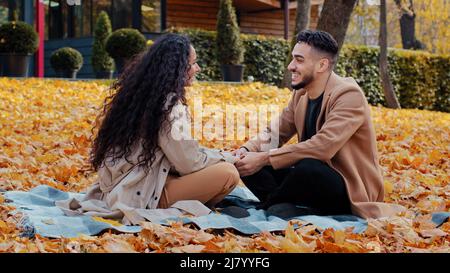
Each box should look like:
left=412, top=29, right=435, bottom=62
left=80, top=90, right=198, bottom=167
left=231, top=147, right=248, bottom=158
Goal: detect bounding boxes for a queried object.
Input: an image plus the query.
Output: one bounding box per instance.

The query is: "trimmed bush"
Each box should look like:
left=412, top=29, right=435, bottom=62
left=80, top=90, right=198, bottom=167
left=336, top=45, right=449, bottom=112
left=168, top=28, right=220, bottom=81
left=433, top=56, right=450, bottom=112
left=242, top=34, right=290, bottom=86
left=335, top=45, right=392, bottom=106
left=0, top=21, right=39, bottom=54
left=392, top=50, right=437, bottom=110
left=50, top=47, right=83, bottom=72
left=169, top=28, right=289, bottom=85
left=105, top=28, right=147, bottom=59
left=91, top=11, right=114, bottom=73
left=216, top=0, right=245, bottom=66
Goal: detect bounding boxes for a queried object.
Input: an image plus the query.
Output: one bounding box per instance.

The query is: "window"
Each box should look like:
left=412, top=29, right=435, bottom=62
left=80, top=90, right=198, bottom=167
left=91, top=0, right=111, bottom=30
left=141, top=0, right=161, bottom=33
left=43, top=0, right=164, bottom=40
left=111, top=0, right=132, bottom=30
left=0, top=0, right=25, bottom=24
left=71, top=0, right=91, bottom=38
left=45, top=0, right=92, bottom=39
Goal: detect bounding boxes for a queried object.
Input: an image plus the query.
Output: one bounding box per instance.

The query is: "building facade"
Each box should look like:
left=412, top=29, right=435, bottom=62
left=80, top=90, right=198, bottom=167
left=0, top=0, right=322, bottom=78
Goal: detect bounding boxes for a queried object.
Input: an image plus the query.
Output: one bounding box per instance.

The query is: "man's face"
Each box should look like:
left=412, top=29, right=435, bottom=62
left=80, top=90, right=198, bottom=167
left=287, top=43, right=319, bottom=90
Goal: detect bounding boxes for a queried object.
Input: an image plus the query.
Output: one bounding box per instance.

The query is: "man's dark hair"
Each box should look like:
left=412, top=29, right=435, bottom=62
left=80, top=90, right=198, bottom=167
left=296, top=30, right=339, bottom=66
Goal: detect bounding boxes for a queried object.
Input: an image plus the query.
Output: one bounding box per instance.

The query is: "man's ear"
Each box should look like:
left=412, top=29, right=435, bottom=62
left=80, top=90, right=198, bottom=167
left=318, top=58, right=330, bottom=73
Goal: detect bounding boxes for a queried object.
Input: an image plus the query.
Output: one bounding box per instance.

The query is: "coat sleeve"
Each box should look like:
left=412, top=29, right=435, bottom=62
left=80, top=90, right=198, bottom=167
left=268, top=88, right=366, bottom=169
left=159, top=103, right=236, bottom=176
left=242, top=91, right=297, bottom=152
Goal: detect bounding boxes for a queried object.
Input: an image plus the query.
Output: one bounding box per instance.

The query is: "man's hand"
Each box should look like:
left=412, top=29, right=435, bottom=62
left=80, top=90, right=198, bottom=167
left=235, top=152, right=270, bottom=177
left=231, top=147, right=248, bottom=158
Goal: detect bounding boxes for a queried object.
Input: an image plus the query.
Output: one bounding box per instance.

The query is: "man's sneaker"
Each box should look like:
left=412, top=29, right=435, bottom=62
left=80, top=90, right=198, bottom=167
left=266, top=203, right=322, bottom=220
left=218, top=206, right=250, bottom=218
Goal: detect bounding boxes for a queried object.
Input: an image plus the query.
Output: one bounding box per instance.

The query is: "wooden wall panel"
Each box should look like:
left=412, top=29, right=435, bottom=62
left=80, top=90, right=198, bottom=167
left=166, top=0, right=220, bottom=31
left=166, top=0, right=321, bottom=39
left=240, top=5, right=320, bottom=38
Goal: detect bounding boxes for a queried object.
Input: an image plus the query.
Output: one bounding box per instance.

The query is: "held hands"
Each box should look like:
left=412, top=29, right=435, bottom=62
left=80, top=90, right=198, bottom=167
left=231, top=147, right=248, bottom=158
left=233, top=151, right=270, bottom=177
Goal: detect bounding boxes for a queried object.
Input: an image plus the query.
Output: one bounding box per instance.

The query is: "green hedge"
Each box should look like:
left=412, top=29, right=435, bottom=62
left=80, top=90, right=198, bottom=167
left=169, top=28, right=220, bottom=81
left=242, top=34, right=290, bottom=86
left=433, top=57, right=450, bottom=113
left=169, top=28, right=449, bottom=112
left=169, top=28, right=289, bottom=85
left=336, top=45, right=449, bottom=112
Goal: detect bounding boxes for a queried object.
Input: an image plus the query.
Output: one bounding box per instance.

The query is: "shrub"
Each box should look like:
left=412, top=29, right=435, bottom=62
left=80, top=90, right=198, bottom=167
left=392, top=50, right=437, bottom=110
left=216, top=0, right=245, bottom=65
left=105, top=28, right=147, bottom=59
left=433, top=56, right=450, bottom=112
left=50, top=47, right=83, bottom=71
left=168, top=28, right=220, bottom=81
left=336, top=45, right=449, bottom=112
left=242, top=34, right=290, bottom=86
left=0, top=21, right=39, bottom=54
left=335, top=45, right=391, bottom=106
left=170, top=28, right=289, bottom=85
left=91, top=11, right=114, bottom=72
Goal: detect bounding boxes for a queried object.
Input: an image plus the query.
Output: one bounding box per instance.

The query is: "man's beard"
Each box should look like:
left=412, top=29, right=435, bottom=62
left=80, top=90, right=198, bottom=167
left=291, top=73, right=314, bottom=90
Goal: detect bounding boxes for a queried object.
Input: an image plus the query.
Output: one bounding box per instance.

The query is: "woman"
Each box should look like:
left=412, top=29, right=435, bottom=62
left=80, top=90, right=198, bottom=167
left=58, top=34, right=240, bottom=224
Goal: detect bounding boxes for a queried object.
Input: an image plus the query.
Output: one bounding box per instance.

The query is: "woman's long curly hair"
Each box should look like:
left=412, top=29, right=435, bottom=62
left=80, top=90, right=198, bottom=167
left=90, top=33, right=192, bottom=171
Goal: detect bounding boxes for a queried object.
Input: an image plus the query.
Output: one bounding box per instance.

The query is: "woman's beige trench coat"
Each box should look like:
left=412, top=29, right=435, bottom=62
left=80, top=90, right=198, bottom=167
left=57, top=101, right=236, bottom=225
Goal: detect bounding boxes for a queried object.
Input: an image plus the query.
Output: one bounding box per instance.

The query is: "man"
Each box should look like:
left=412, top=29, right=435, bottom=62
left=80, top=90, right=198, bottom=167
left=233, top=30, right=404, bottom=219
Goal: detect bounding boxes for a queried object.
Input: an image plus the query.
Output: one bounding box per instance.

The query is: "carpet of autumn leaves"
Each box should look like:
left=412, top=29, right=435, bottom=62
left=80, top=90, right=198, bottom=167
left=0, top=78, right=448, bottom=253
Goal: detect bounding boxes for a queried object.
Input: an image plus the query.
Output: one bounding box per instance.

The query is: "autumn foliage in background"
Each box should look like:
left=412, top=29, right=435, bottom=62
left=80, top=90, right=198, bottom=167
left=0, top=78, right=448, bottom=253
left=346, top=0, right=449, bottom=55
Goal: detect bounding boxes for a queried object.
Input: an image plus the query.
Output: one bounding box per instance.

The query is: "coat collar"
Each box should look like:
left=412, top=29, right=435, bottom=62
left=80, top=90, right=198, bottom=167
left=316, top=72, right=340, bottom=128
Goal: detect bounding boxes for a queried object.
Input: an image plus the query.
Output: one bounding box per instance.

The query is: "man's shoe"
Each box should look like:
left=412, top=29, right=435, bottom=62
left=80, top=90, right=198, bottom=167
left=218, top=206, right=250, bottom=218
left=214, top=199, right=235, bottom=209
left=266, top=203, right=321, bottom=220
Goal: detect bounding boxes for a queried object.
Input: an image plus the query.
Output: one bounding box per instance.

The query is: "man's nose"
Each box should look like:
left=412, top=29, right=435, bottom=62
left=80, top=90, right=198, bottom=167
left=287, top=60, right=295, bottom=71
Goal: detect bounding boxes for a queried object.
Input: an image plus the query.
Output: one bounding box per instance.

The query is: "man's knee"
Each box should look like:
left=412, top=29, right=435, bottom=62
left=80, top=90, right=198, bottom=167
left=293, top=158, right=324, bottom=175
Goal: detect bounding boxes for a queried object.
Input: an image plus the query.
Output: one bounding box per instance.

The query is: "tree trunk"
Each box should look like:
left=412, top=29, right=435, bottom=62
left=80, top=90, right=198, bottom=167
left=316, top=0, right=358, bottom=52
left=281, top=0, right=311, bottom=88
left=379, top=0, right=401, bottom=109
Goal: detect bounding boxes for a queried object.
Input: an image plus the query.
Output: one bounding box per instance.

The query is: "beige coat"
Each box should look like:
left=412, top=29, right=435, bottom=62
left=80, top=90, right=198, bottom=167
left=243, top=72, right=405, bottom=219
left=57, top=101, right=235, bottom=225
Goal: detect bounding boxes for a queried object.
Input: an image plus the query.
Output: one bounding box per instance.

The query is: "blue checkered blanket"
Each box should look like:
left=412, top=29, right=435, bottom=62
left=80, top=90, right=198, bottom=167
left=3, top=185, right=449, bottom=238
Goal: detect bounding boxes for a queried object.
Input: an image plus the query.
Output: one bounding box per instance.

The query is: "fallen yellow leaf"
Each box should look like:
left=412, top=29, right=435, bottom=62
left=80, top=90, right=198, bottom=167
left=92, top=216, right=122, bottom=227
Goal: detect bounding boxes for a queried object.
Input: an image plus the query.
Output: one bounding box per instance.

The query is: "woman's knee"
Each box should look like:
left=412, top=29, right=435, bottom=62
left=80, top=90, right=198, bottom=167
left=214, top=162, right=240, bottom=186
left=219, top=162, right=240, bottom=178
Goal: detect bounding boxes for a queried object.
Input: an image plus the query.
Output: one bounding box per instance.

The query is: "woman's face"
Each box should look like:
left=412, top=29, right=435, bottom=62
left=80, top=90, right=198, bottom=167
left=185, top=45, right=201, bottom=86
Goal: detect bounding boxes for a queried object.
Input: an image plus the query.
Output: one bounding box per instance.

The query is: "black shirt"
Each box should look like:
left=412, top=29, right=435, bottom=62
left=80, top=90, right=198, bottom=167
left=302, top=92, right=324, bottom=141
